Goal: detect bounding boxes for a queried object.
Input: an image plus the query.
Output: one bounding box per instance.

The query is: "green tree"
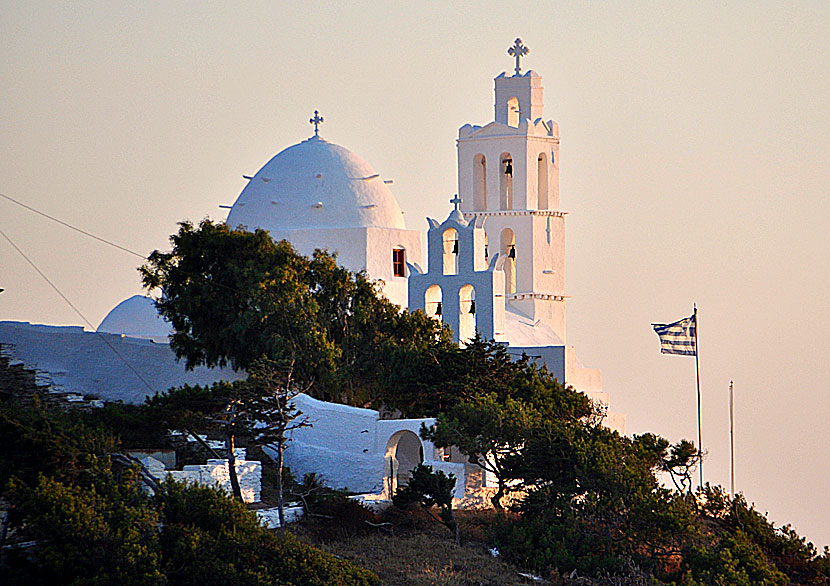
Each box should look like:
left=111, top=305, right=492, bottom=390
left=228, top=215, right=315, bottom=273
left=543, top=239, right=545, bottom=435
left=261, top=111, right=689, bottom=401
left=421, top=393, right=536, bottom=512
left=242, top=357, right=311, bottom=527
left=140, top=220, right=335, bottom=383
left=393, top=464, right=460, bottom=544
left=140, top=219, right=451, bottom=408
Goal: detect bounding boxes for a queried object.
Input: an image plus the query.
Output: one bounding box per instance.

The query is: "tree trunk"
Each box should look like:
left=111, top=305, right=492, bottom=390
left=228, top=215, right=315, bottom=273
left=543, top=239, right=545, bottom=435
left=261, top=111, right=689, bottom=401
left=490, top=477, right=505, bottom=513
left=226, top=433, right=243, bottom=502
left=276, top=439, right=285, bottom=528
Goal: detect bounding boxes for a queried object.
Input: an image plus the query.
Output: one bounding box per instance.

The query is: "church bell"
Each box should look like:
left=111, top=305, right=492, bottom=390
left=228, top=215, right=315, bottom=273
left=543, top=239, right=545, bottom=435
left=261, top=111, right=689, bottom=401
left=504, top=160, right=513, bottom=176
left=469, top=300, right=476, bottom=314
left=435, top=302, right=442, bottom=316
left=508, top=245, right=516, bottom=259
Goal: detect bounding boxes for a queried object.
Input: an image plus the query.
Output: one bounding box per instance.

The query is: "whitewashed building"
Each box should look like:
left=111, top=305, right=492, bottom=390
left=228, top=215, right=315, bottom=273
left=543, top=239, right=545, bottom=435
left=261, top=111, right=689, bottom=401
left=0, top=40, right=624, bottom=506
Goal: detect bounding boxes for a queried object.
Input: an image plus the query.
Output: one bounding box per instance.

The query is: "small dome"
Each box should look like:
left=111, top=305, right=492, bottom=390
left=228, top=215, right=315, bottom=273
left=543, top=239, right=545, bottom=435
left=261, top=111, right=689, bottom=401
left=98, top=295, right=172, bottom=341
left=226, top=136, right=406, bottom=238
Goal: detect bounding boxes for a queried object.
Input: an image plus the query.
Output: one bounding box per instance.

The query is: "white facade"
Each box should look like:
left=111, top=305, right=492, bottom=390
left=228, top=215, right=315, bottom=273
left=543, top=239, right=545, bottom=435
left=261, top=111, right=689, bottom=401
left=272, top=394, right=468, bottom=501
left=408, top=206, right=506, bottom=345
left=226, top=135, right=422, bottom=308
left=457, top=70, right=566, bottom=340
left=408, top=52, right=624, bottom=433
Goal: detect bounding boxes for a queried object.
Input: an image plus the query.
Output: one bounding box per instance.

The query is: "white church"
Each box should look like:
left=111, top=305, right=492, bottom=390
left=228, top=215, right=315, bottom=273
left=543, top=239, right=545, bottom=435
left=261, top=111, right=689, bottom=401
left=0, top=40, right=623, bottom=506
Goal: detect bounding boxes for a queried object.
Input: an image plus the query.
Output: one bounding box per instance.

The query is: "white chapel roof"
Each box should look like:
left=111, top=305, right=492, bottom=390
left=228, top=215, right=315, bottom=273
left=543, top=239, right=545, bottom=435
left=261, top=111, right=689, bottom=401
left=97, top=295, right=172, bottom=342
left=226, top=135, right=406, bottom=238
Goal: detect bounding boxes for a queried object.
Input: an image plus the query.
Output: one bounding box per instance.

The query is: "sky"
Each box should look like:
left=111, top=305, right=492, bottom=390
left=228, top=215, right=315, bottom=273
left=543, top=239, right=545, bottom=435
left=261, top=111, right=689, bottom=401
left=1, top=1, right=828, bottom=548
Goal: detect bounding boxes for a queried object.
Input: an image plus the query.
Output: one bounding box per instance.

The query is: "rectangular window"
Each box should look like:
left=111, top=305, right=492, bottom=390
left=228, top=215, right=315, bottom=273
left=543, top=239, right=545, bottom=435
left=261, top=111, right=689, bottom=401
left=392, top=248, right=405, bottom=277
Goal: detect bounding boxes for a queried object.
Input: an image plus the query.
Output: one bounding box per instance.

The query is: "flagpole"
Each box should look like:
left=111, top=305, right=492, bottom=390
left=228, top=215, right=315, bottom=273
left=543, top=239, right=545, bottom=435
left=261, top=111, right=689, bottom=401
left=730, top=380, right=735, bottom=497
left=694, top=304, right=703, bottom=489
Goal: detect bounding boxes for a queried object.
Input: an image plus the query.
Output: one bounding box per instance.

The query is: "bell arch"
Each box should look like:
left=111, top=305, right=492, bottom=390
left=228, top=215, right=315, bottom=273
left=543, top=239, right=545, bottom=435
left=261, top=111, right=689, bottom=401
left=537, top=152, right=549, bottom=210
left=385, top=430, right=424, bottom=496
left=473, top=154, right=487, bottom=211
left=424, top=284, right=443, bottom=319
left=501, top=228, right=516, bottom=294
left=458, top=284, right=476, bottom=346
left=442, top=228, right=459, bottom=275
left=500, top=153, right=513, bottom=210
left=507, top=96, right=520, bottom=128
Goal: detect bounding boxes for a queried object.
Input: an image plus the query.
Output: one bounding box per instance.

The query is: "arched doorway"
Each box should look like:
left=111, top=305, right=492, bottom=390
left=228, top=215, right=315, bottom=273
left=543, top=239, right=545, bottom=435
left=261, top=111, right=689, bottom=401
left=385, top=430, right=424, bottom=496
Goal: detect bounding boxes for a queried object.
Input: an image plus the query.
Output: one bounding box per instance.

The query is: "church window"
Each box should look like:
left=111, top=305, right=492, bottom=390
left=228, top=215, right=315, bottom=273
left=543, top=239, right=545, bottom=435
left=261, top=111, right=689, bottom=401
left=507, top=96, right=519, bottom=128
left=392, top=248, right=405, bottom=277
left=473, top=154, right=487, bottom=211
left=500, top=154, right=513, bottom=210
left=537, top=153, right=549, bottom=209
left=442, top=229, right=459, bottom=275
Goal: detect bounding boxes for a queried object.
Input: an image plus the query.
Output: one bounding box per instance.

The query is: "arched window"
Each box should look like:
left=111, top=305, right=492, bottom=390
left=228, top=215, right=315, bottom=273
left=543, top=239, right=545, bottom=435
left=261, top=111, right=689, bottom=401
left=425, top=285, right=443, bottom=319
left=501, top=228, right=516, bottom=294
left=392, top=248, right=406, bottom=277
left=442, top=228, right=459, bottom=275
left=537, top=152, right=549, bottom=210
left=500, top=153, right=513, bottom=210
left=507, top=96, right=519, bottom=128
left=473, top=154, right=487, bottom=211
left=458, top=284, right=476, bottom=346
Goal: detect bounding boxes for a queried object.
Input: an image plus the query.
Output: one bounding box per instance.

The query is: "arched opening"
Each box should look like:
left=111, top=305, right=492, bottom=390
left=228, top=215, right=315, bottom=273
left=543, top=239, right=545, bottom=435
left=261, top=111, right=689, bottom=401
left=473, top=154, right=487, bottom=211
left=537, top=153, right=549, bottom=210
left=442, top=228, right=459, bottom=275
left=458, top=284, right=476, bottom=346
left=501, top=228, right=516, bottom=294
left=500, top=154, right=513, bottom=210
left=425, top=285, right=443, bottom=319
left=385, top=430, right=424, bottom=497
left=507, top=96, right=519, bottom=128
left=392, top=247, right=406, bottom=277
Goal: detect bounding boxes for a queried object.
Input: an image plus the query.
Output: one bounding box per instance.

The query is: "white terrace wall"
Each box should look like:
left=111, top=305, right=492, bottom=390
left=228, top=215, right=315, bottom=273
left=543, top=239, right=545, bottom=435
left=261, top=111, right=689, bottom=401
left=140, top=453, right=262, bottom=504
left=167, top=459, right=262, bottom=504
left=276, top=394, right=467, bottom=500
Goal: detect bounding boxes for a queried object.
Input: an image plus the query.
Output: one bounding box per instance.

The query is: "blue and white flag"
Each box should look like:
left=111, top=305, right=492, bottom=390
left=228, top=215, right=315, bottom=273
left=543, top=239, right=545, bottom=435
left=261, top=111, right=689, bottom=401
left=652, top=314, right=696, bottom=356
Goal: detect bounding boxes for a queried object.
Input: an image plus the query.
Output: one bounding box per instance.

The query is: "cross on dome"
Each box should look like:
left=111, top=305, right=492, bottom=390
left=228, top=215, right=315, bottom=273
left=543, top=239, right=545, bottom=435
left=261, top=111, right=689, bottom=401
left=450, top=194, right=462, bottom=211
left=309, top=110, right=324, bottom=136
left=508, top=38, right=529, bottom=76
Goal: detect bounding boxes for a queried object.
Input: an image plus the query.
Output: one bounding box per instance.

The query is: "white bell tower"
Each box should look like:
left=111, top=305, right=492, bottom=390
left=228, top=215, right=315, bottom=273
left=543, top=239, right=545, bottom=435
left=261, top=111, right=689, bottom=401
left=456, top=39, right=567, bottom=342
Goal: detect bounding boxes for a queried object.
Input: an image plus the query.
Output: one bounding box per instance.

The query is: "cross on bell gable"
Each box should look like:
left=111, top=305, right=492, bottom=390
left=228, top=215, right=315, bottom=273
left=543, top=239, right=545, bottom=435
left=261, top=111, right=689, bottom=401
left=309, top=110, right=324, bottom=136
left=450, top=194, right=462, bottom=211
left=508, top=38, right=529, bottom=76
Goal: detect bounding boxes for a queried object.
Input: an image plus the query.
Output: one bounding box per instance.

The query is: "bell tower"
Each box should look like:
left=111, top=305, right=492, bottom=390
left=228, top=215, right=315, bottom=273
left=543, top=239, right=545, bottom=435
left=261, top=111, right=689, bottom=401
left=456, top=39, right=567, bottom=342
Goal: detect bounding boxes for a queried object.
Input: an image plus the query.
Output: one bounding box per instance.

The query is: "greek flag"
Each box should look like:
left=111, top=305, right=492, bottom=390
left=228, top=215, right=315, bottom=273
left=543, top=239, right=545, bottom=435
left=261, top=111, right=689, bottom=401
left=652, top=314, right=696, bottom=356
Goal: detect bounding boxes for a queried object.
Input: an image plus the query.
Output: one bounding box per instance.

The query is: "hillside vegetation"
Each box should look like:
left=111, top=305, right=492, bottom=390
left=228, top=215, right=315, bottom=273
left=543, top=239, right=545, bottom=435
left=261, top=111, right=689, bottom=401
left=2, top=221, right=828, bottom=585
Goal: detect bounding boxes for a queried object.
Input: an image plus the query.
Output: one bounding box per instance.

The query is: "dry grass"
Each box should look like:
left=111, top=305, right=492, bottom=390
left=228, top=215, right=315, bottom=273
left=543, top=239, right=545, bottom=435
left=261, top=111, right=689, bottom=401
left=289, top=508, right=539, bottom=586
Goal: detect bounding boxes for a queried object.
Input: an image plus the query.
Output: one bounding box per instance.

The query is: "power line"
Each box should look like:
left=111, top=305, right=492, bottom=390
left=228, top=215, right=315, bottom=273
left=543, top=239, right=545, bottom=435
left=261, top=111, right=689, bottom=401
left=0, top=227, right=158, bottom=396
left=0, top=191, right=146, bottom=259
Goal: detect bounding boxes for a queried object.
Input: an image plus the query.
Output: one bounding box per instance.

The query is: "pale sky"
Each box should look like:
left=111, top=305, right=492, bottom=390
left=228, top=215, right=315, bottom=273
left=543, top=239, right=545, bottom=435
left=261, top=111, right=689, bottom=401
left=1, top=1, right=828, bottom=548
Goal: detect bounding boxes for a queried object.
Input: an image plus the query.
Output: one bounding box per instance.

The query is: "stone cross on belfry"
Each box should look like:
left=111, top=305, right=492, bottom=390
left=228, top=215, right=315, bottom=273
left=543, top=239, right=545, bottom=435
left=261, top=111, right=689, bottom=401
left=450, top=194, right=462, bottom=211
left=309, top=110, right=324, bottom=136
left=508, top=38, right=529, bottom=76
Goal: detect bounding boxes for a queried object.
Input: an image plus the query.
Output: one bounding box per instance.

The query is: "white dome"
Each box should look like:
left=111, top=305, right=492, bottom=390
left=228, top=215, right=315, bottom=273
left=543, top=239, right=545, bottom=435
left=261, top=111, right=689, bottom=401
left=226, top=135, right=406, bottom=237
left=97, top=295, right=172, bottom=341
